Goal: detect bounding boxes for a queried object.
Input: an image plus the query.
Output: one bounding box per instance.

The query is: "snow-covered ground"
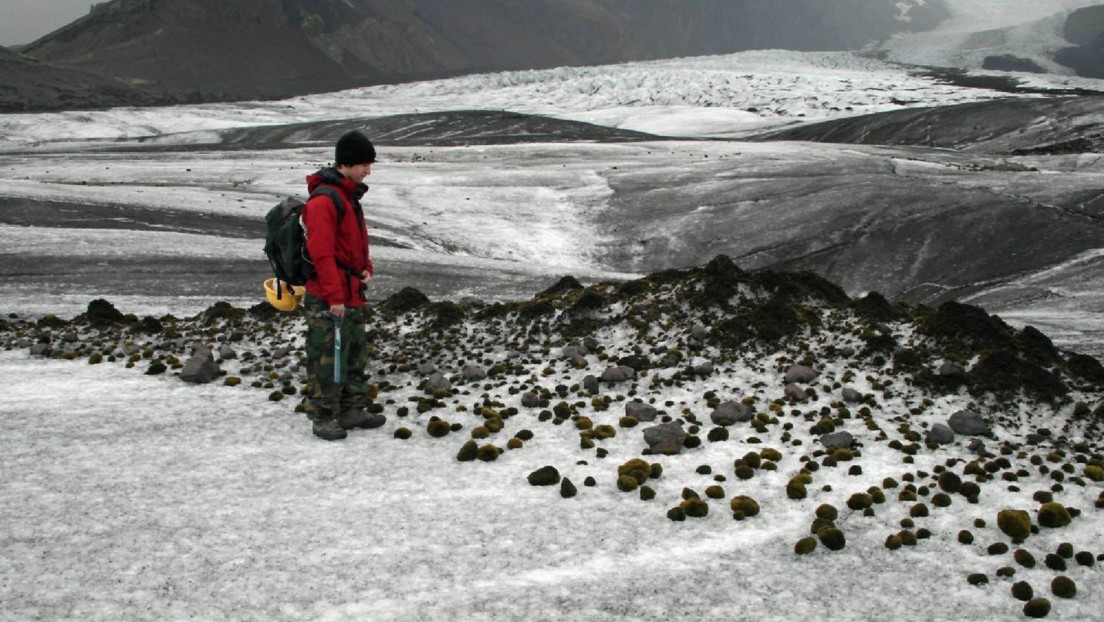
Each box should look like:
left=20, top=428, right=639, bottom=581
left=2, top=9, right=1104, bottom=618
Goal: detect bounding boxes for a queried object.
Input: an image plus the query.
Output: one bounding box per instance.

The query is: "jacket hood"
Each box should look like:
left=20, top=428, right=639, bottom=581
left=306, top=167, right=367, bottom=200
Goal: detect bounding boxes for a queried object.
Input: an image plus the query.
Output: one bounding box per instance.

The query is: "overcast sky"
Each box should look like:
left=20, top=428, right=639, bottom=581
left=0, top=0, right=94, bottom=46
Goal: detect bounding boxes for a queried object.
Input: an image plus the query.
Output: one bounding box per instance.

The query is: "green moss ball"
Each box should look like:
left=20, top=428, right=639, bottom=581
left=1037, top=502, right=1072, bottom=529
left=1051, top=576, right=1076, bottom=599
left=885, top=533, right=903, bottom=550
left=559, top=477, right=578, bottom=499
left=967, top=573, right=989, bottom=586
left=681, top=497, right=709, bottom=518
left=997, top=509, right=1032, bottom=540
left=729, top=495, right=760, bottom=518
left=394, top=427, right=413, bottom=440
left=527, top=465, right=561, bottom=486
left=786, top=479, right=808, bottom=500
left=817, top=527, right=846, bottom=551
left=1014, top=549, right=1037, bottom=568
left=816, top=504, right=839, bottom=521
left=1011, top=581, right=1034, bottom=602
left=667, top=506, right=687, bottom=522
left=1023, top=598, right=1051, bottom=618
left=639, top=485, right=656, bottom=501
left=794, top=537, right=817, bottom=555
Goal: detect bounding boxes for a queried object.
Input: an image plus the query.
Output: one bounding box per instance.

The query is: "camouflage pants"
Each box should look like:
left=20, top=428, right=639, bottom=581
left=300, top=295, right=370, bottom=421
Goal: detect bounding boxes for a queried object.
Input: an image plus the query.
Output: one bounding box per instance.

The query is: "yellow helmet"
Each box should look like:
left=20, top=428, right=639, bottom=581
left=264, top=278, right=304, bottom=312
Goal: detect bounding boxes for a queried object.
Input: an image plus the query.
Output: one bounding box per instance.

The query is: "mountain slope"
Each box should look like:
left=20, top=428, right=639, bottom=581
left=14, top=0, right=949, bottom=107
left=0, top=45, right=168, bottom=112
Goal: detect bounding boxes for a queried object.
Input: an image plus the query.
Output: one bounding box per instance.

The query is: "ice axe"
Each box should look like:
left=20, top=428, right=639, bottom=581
left=332, top=316, right=343, bottom=421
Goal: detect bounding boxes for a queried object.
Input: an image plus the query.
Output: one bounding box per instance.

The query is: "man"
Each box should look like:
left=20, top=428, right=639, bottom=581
left=300, top=130, right=384, bottom=440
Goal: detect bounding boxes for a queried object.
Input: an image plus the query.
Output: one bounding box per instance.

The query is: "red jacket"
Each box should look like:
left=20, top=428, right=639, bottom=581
left=302, top=168, right=373, bottom=307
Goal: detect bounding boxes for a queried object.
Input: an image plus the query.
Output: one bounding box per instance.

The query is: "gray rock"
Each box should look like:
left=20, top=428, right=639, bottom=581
left=417, top=362, right=438, bottom=375
left=461, top=365, right=487, bottom=382
left=643, top=422, right=686, bottom=455
left=600, top=365, right=635, bottom=384
left=966, top=438, right=987, bottom=454
left=218, top=345, right=237, bottom=360
left=61, top=332, right=79, bottom=343
left=938, top=361, right=967, bottom=377
left=784, top=364, right=819, bottom=384
left=820, top=431, right=854, bottom=450
left=948, top=410, right=989, bottom=436
left=582, top=337, right=600, bottom=351
left=582, top=374, right=599, bottom=395
left=29, top=343, right=50, bottom=356
left=691, top=324, right=709, bottom=340
left=841, top=387, right=864, bottom=404
left=272, top=346, right=292, bottom=359
left=838, top=346, right=856, bottom=358
left=784, top=383, right=808, bottom=402
left=423, top=372, right=453, bottom=395
left=625, top=400, right=658, bottom=422
left=561, top=343, right=588, bottom=359
left=926, top=423, right=955, bottom=445
left=521, top=392, right=542, bottom=408
left=710, top=401, right=753, bottom=426
left=180, top=348, right=221, bottom=384
left=691, top=358, right=714, bottom=376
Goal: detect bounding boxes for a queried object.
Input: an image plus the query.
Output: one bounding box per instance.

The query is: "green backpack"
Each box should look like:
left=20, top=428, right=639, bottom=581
left=263, top=186, right=344, bottom=299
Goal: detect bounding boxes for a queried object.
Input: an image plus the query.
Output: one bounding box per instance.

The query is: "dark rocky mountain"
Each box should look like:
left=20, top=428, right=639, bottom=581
left=0, top=44, right=170, bottom=112
left=10, top=0, right=949, bottom=110
left=1057, top=4, right=1104, bottom=79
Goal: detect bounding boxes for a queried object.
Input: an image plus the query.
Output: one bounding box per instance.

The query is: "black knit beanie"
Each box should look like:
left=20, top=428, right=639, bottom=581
left=334, top=130, right=376, bottom=166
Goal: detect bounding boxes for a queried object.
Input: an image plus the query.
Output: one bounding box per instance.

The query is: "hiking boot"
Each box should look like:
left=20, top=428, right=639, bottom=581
left=339, top=409, right=386, bottom=430
left=312, top=418, right=348, bottom=441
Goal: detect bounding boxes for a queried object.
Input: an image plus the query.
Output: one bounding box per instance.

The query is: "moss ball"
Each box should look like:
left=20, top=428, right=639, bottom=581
left=1044, top=553, right=1067, bottom=572
left=1056, top=542, right=1074, bottom=559
left=932, top=492, right=953, bottom=508
left=787, top=479, right=808, bottom=500
left=1075, top=551, right=1095, bottom=567
left=393, top=427, right=413, bottom=440
left=909, top=503, right=929, bottom=518
left=794, top=537, right=817, bottom=555
left=760, top=447, right=783, bottom=462
left=649, top=462, right=664, bottom=479
left=1084, top=464, right=1104, bottom=482
left=1014, top=549, right=1037, bottom=568
left=667, top=506, right=687, bottom=522
left=988, top=542, right=1010, bottom=555
left=958, top=530, right=974, bottom=545
left=708, top=427, right=729, bottom=442
left=846, top=493, right=873, bottom=511
left=817, top=527, right=846, bottom=551
left=559, top=477, right=577, bottom=499
left=1037, top=502, right=1072, bottom=529
left=527, top=465, right=561, bottom=486
left=729, top=495, right=760, bottom=518
left=476, top=444, right=502, bottom=462
left=967, top=573, right=989, bottom=586
left=938, top=471, right=963, bottom=493
left=997, top=509, right=1033, bottom=540
left=1051, top=576, right=1076, bottom=599
left=816, top=504, right=839, bottom=521
left=426, top=418, right=451, bottom=438
left=639, top=485, right=656, bottom=501
left=885, top=533, right=903, bottom=550
left=617, top=475, right=640, bottom=492
left=996, top=566, right=1016, bottom=578
left=898, top=530, right=918, bottom=546
left=1011, top=581, right=1034, bottom=602
left=1023, top=598, right=1051, bottom=618
left=615, top=459, right=649, bottom=488
left=705, top=485, right=726, bottom=499
left=456, top=440, right=478, bottom=461
left=471, top=426, right=491, bottom=439
left=680, top=497, right=709, bottom=518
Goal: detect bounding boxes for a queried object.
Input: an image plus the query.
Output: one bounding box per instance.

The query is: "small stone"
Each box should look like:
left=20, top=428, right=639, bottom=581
left=926, top=423, right=955, bottom=445
left=784, top=364, right=819, bottom=384
left=948, top=410, right=989, bottom=436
